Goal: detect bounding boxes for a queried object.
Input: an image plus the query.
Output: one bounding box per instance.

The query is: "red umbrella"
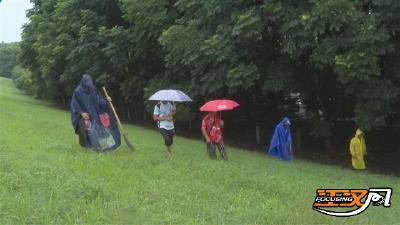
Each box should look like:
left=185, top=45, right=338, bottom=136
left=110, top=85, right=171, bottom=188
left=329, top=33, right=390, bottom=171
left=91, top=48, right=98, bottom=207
left=199, top=99, right=240, bottom=112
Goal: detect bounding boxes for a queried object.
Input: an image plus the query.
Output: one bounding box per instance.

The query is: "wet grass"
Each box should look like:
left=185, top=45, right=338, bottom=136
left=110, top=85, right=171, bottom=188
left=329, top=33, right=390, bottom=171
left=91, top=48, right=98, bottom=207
left=0, top=77, right=399, bottom=224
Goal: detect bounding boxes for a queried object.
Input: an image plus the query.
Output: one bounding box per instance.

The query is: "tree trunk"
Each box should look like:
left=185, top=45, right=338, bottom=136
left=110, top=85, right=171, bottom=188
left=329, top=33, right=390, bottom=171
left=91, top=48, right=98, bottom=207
left=296, top=128, right=301, bottom=151
left=255, top=122, right=261, bottom=144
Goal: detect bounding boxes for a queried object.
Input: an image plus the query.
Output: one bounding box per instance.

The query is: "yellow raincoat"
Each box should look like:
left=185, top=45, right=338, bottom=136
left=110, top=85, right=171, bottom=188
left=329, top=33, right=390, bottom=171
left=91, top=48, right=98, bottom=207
left=349, top=129, right=367, bottom=169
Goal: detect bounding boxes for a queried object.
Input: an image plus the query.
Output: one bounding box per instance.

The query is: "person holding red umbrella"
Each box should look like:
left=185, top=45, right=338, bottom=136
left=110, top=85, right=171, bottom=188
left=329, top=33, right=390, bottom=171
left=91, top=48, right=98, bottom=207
left=200, top=99, right=240, bottom=160
left=201, top=112, right=226, bottom=160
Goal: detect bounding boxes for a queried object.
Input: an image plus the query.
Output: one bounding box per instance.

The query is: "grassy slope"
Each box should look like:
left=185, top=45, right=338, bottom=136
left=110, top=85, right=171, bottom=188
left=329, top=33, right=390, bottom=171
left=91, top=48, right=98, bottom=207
left=0, top=77, right=399, bottom=225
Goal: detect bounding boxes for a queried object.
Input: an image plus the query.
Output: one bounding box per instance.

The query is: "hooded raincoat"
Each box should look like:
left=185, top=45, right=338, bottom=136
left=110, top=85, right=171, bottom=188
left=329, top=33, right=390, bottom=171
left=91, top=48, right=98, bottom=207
left=349, top=129, right=366, bottom=169
left=268, top=117, right=293, bottom=160
left=70, top=74, right=120, bottom=151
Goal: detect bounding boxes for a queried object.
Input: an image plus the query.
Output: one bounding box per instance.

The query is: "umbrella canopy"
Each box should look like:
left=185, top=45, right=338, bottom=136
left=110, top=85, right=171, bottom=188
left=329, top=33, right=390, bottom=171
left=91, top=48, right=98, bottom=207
left=199, top=99, right=240, bottom=112
left=148, top=89, right=193, bottom=102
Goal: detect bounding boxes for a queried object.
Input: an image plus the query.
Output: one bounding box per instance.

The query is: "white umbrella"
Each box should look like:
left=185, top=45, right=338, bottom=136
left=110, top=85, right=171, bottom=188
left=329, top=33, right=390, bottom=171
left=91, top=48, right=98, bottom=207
left=148, top=89, right=193, bottom=102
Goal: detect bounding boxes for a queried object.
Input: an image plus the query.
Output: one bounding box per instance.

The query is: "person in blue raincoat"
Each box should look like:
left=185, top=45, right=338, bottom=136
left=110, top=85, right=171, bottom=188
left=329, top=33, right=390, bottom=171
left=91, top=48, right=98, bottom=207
left=267, top=117, right=293, bottom=160
left=70, top=74, right=121, bottom=151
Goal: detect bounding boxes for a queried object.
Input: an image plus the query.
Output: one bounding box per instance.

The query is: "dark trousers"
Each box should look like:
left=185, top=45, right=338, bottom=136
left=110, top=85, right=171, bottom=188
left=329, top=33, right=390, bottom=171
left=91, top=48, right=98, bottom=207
left=207, top=141, right=227, bottom=160
left=77, top=119, right=89, bottom=148
left=159, top=128, right=174, bottom=147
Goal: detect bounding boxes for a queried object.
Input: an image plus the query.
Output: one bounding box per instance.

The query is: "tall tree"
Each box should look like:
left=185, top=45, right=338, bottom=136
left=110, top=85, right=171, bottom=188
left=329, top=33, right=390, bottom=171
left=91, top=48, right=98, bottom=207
left=17, top=0, right=400, bottom=143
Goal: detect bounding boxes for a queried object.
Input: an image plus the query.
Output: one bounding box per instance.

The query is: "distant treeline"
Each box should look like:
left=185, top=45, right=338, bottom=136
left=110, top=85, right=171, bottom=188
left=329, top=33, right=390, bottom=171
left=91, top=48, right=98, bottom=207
left=0, top=42, right=19, bottom=78
left=12, top=0, right=400, bottom=143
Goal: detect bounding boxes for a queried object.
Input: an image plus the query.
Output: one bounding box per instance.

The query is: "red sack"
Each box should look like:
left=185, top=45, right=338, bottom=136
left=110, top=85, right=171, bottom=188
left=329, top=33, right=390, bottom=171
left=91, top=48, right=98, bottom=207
left=99, top=113, right=110, bottom=128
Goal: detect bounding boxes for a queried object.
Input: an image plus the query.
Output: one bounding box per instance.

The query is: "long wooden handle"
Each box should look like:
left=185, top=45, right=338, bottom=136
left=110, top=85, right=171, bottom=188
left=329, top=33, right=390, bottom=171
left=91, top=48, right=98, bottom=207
left=102, top=87, right=135, bottom=151
left=102, top=87, right=124, bottom=133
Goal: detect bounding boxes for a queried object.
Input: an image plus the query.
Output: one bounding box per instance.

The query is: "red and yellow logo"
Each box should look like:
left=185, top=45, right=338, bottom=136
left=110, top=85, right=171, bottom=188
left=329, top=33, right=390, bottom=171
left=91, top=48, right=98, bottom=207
left=312, top=188, right=392, bottom=217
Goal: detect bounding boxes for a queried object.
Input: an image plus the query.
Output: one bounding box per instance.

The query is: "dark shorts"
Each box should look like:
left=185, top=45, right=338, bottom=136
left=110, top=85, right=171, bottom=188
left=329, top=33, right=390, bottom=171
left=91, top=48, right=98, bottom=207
left=159, top=128, right=174, bottom=146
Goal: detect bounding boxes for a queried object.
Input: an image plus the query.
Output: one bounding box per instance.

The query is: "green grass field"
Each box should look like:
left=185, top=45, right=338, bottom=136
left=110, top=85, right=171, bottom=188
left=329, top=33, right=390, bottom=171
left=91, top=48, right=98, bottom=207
left=0, top=77, right=399, bottom=225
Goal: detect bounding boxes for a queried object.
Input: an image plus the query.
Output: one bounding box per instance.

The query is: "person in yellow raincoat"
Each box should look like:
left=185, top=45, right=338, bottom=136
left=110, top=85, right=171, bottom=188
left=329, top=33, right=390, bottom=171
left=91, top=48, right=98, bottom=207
left=349, top=129, right=367, bottom=169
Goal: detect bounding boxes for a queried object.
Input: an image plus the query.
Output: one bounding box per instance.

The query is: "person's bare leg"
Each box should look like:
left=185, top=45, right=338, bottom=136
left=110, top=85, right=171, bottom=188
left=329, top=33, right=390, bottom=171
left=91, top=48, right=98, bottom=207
left=167, top=129, right=173, bottom=156
left=167, top=145, right=173, bottom=155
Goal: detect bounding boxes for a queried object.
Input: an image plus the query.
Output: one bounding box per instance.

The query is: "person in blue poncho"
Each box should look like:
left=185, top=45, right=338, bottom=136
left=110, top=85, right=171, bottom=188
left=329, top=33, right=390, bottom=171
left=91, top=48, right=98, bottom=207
left=267, top=117, right=293, bottom=160
left=70, top=74, right=121, bottom=151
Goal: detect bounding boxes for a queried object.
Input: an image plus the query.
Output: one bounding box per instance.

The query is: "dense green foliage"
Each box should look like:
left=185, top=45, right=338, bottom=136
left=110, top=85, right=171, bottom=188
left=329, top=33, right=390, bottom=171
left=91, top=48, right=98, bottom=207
left=17, top=0, right=400, bottom=137
left=0, top=42, right=19, bottom=78
left=12, top=66, right=34, bottom=94
left=1, top=77, right=399, bottom=224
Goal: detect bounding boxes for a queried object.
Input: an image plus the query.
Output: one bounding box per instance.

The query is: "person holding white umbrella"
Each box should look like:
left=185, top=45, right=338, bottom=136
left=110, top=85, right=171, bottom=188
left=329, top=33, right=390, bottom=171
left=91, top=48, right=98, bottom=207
left=153, top=101, right=176, bottom=155
left=149, top=89, right=192, bottom=155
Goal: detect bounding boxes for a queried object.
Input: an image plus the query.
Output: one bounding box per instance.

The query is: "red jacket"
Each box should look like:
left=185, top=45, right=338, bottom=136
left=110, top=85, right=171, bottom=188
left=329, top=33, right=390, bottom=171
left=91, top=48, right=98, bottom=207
left=202, top=115, right=223, bottom=142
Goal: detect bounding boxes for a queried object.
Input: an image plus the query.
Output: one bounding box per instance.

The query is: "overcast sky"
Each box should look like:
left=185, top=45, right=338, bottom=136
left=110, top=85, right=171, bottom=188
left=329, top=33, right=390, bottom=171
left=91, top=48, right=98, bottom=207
left=0, top=0, right=33, bottom=43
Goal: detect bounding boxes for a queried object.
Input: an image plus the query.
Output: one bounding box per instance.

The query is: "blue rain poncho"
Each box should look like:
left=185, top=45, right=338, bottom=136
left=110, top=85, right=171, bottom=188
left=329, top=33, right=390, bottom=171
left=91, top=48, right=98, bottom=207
left=267, top=117, right=293, bottom=160
left=70, top=74, right=121, bottom=151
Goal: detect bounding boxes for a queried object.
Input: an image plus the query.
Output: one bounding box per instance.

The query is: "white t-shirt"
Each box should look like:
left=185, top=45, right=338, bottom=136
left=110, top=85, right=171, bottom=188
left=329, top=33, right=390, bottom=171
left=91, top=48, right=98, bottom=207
left=153, top=102, right=175, bottom=130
